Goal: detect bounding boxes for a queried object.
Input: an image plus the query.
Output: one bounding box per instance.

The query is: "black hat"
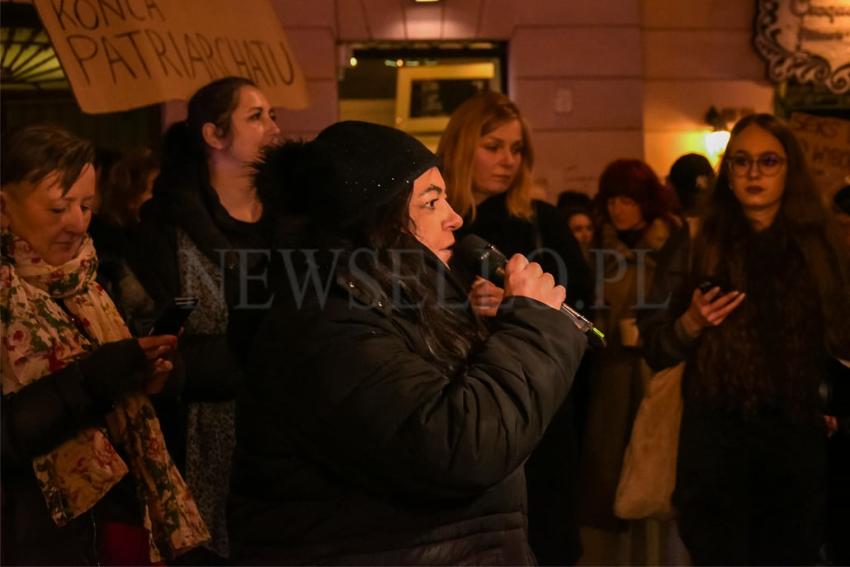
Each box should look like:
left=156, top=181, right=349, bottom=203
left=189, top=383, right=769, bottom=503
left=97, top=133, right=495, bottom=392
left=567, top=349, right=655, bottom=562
left=256, top=121, right=439, bottom=227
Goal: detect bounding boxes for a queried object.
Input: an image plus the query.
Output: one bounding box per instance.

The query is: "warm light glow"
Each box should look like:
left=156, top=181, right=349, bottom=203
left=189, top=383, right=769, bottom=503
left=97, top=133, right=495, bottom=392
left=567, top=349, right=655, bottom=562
left=704, top=130, right=731, bottom=165
left=0, top=28, right=68, bottom=90
left=396, top=58, right=405, bottom=67
left=349, top=56, right=358, bottom=67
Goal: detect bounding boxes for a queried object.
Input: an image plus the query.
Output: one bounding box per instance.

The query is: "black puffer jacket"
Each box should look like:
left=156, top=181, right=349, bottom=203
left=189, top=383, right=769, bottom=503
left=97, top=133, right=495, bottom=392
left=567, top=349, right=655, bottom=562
left=229, top=253, right=587, bottom=565
left=456, top=193, right=592, bottom=563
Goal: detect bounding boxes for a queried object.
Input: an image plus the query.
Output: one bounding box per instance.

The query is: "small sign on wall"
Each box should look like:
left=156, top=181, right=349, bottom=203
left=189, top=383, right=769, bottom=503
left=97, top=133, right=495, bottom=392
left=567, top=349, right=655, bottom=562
left=33, top=0, right=309, bottom=114
left=754, top=0, right=850, bottom=94
left=789, top=112, right=850, bottom=198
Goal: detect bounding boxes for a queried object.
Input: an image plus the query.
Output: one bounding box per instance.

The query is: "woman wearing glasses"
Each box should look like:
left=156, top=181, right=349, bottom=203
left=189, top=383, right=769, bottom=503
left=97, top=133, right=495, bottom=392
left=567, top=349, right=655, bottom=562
left=639, top=114, right=850, bottom=564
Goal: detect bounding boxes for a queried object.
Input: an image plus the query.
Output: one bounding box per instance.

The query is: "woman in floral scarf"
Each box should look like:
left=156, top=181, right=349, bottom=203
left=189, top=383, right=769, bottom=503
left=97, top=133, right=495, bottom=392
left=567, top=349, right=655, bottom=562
left=1, top=124, right=208, bottom=565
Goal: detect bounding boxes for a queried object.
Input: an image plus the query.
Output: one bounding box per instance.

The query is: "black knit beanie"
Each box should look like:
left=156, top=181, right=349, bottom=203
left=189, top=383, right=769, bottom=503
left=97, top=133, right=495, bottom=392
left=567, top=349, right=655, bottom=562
left=256, top=121, right=439, bottom=228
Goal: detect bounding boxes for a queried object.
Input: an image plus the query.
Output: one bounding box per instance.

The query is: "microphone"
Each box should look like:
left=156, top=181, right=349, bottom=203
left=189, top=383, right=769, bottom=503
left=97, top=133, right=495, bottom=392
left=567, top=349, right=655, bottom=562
left=454, top=234, right=607, bottom=348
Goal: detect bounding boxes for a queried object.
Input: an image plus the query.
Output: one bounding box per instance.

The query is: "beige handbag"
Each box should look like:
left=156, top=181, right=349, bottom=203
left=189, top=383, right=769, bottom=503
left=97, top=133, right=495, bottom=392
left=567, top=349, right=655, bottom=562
left=613, top=360, right=684, bottom=520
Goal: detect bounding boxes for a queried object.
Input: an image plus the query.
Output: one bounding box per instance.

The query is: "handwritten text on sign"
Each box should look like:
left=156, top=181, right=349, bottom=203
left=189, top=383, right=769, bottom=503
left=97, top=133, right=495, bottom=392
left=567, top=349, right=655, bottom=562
left=34, top=0, right=309, bottom=113
left=790, top=112, right=850, bottom=198
left=755, top=0, right=850, bottom=94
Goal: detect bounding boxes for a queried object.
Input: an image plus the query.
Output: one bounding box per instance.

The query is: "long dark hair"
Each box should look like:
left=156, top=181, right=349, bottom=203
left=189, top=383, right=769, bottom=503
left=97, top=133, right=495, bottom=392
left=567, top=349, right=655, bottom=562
left=356, top=188, right=488, bottom=374
left=161, top=76, right=257, bottom=170
left=99, top=148, right=159, bottom=226
left=695, top=113, right=850, bottom=352
left=690, top=113, right=850, bottom=418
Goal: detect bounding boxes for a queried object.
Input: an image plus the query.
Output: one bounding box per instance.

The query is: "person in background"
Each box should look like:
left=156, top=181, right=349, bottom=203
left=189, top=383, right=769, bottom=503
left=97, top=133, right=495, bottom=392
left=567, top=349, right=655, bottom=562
left=639, top=114, right=850, bottom=564
left=229, top=120, right=587, bottom=565
left=93, top=146, right=121, bottom=212
left=557, top=189, right=593, bottom=214
left=667, top=153, right=715, bottom=218
left=578, top=158, right=681, bottom=565
left=1, top=124, right=208, bottom=565
left=557, top=190, right=595, bottom=266
left=128, top=76, right=280, bottom=563
left=438, top=91, right=590, bottom=566
left=100, top=148, right=159, bottom=228
left=90, top=148, right=159, bottom=333
left=564, top=207, right=594, bottom=265
left=833, top=184, right=850, bottom=249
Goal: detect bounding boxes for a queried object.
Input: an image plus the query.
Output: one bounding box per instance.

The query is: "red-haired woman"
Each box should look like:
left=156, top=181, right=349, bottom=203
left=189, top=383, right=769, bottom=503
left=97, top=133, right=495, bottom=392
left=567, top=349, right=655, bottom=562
left=579, top=159, right=681, bottom=563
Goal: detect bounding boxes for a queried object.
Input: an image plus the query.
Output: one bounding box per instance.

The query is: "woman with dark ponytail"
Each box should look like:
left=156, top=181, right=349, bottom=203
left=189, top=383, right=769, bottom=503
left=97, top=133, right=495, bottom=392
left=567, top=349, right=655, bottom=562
left=639, top=114, right=850, bottom=564
left=228, top=121, right=588, bottom=565
left=127, top=76, right=280, bottom=562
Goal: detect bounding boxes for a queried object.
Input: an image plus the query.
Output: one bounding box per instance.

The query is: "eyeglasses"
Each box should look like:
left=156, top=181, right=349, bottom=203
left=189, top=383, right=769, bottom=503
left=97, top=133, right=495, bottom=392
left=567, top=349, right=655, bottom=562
left=726, top=152, right=787, bottom=177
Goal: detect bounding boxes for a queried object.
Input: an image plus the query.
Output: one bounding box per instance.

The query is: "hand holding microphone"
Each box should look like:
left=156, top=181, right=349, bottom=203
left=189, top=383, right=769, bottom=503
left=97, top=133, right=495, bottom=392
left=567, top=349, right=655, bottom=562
left=503, top=253, right=566, bottom=310
left=453, top=234, right=607, bottom=348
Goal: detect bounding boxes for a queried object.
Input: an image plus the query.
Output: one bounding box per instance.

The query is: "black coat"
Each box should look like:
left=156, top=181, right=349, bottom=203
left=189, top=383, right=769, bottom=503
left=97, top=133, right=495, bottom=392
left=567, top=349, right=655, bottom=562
left=229, top=251, right=587, bottom=565
left=126, top=165, right=275, bottom=467
left=457, top=193, right=591, bottom=564
left=637, top=223, right=831, bottom=564
left=458, top=193, right=591, bottom=311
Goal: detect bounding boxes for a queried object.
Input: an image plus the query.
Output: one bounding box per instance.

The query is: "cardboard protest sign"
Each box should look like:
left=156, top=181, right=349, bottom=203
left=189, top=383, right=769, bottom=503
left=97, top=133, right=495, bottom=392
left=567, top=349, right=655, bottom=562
left=33, top=0, right=309, bottom=113
left=789, top=112, right=850, bottom=199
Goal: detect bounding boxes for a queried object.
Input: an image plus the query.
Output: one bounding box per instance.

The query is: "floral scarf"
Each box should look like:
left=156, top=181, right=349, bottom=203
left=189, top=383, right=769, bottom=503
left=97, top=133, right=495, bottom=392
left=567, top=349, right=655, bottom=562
left=0, top=233, right=209, bottom=561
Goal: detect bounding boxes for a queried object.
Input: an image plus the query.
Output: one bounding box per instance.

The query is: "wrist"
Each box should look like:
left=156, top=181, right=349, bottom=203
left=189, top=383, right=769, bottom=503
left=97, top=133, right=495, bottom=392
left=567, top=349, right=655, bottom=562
left=678, top=310, right=704, bottom=339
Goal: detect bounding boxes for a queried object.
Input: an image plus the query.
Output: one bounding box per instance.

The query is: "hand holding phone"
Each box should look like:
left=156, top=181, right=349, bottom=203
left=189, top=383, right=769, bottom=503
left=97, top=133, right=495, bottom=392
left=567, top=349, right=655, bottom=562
left=680, top=283, right=746, bottom=338
left=147, top=297, right=198, bottom=336
left=137, top=334, right=178, bottom=394
left=697, top=279, right=728, bottom=294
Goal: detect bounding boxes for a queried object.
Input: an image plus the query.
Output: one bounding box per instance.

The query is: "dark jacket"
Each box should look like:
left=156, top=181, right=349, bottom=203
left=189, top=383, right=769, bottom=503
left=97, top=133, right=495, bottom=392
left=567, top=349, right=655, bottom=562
left=127, top=164, right=276, bottom=557
left=637, top=222, right=832, bottom=565
left=229, top=251, right=587, bottom=565
left=458, top=193, right=591, bottom=311
left=1, top=340, right=148, bottom=565
left=578, top=217, right=678, bottom=531
left=126, top=165, right=275, bottom=465
left=89, top=215, right=156, bottom=336
left=457, top=193, right=591, bottom=563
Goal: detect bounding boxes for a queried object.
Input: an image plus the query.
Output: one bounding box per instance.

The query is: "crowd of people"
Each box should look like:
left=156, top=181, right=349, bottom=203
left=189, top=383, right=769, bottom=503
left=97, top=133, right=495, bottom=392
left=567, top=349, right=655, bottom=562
left=2, top=77, right=848, bottom=566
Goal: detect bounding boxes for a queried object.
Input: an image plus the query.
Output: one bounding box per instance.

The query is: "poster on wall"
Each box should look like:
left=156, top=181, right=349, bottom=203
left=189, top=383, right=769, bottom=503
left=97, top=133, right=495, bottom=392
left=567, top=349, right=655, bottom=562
left=789, top=112, right=850, bottom=198
left=754, top=0, right=850, bottom=94
left=32, top=0, right=309, bottom=113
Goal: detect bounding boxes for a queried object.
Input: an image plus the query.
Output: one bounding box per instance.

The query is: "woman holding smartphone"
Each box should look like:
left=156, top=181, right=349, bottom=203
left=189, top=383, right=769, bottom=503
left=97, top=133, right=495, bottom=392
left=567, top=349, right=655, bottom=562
left=1, top=124, right=207, bottom=565
left=129, top=76, right=280, bottom=562
left=639, top=114, right=850, bottom=564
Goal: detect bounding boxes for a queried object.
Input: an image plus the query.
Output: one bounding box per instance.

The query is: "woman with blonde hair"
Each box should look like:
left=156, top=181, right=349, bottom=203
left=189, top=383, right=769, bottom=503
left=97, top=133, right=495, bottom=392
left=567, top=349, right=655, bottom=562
left=439, top=91, right=590, bottom=565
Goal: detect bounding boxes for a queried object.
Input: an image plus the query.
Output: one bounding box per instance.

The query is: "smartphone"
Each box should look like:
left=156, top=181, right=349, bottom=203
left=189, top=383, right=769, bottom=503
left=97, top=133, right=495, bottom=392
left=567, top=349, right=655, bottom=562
left=697, top=279, right=729, bottom=294
left=147, top=297, right=198, bottom=336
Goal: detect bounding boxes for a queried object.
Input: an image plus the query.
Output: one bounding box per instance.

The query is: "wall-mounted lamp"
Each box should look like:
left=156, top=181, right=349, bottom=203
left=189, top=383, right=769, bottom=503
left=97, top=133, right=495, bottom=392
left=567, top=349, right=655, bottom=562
left=702, top=106, right=753, bottom=165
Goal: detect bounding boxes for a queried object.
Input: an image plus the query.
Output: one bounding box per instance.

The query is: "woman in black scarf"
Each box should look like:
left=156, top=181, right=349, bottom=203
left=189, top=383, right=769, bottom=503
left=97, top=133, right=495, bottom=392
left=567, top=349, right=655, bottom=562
left=640, top=113, right=850, bottom=565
